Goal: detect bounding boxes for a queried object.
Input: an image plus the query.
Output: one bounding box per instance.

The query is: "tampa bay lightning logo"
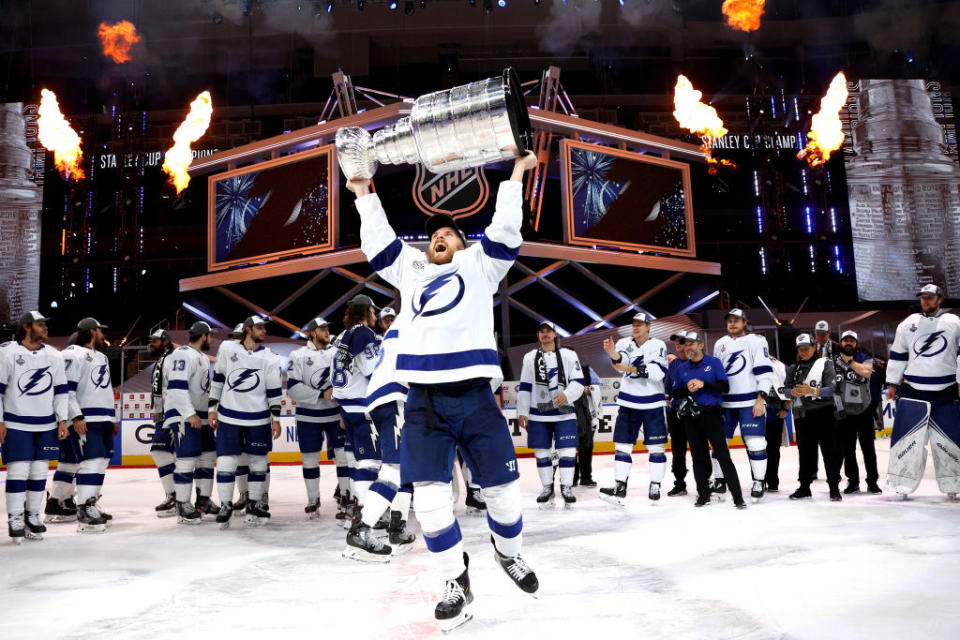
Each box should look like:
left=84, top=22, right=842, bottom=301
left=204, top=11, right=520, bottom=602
left=227, top=367, right=261, bottom=392
left=90, top=364, right=110, bottom=388
left=309, top=367, right=330, bottom=390
left=913, top=331, right=948, bottom=358
left=412, top=271, right=465, bottom=320
left=724, top=350, right=747, bottom=376
left=628, top=355, right=645, bottom=379
left=18, top=367, right=53, bottom=396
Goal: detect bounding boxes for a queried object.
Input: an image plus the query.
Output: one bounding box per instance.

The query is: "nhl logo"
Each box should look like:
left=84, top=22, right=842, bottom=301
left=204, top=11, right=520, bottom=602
left=412, top=165, right=489, bottom=221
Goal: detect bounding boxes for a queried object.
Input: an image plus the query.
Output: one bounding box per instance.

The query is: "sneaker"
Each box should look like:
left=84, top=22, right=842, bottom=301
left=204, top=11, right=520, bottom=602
left=388, top=510, right=416, bottom=554
left=829, top=486, right=843, bottom=502
left=305, top=497, right=321, bottom=520
left=710, top=478, right=727, bottom=494
left=560, top=484, right=576, bottom=505
left=8, top=513, right=25, bottom=544
left=599, top=480, right=628, bottom=506
left=155, top=493, right=176, bottom=518
left=694, top=495, right=711, bottom=507
left=766, top=483, right=779, bottom=493
left=734, top=499, right=748, bottom=510
left=536, top=485, right=555, bottom=508
left=579, top=478, right=598, bottom=488
left=843, top=483, right=861, bottom=494
left=866, top=482, right=882, bottom=494
left=492, top=537, right=539, bottom=594
left=25, top=513, right=46, bottom=540
left=343, top=520, right=392, bottom=563
left=667, top=485, right=688, bottom=497
left=77, top=498, right=108, bottom=533
left=435, top=553, right=473, bottom=632
left=648, top=482, right=661, bottom=501
left=751, top=480, right=765, bottom=501
left=176, top=501, right=202, bottom=525
left=789, top=486, right=812, bottom=500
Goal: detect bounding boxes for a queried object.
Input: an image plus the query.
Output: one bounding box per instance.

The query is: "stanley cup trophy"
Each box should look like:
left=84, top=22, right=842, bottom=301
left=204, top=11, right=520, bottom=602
left=335, top=68, right=532, bottom=180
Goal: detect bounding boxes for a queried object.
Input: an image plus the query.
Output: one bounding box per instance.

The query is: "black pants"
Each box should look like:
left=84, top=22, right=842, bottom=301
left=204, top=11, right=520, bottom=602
left=794, top=405, right=842, bottom=488
left=573, top=421, right=595, bottom=484
left=765, top=407, right=784, bottom=488
left=839, top=410, right=879, bottom=485
left=684, top=408, right=743, bottom=502
left=668, top=410, right=688, bottom=487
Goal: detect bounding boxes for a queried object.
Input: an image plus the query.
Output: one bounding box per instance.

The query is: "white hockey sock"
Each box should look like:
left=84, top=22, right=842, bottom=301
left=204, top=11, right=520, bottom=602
left=614, top=443, right=633, bottom=483
left=196, top=451, right=216, bottom=498
left=484, top=480, right=523, bottom=557
left=333, top=447, right=350, bottom=495
left=393, top=486, right=413, bottom=521
left=25, top=459, right=49, bottom=515
left=362, top=463, right=400, bottom=527
left=5, top=460, right=29, bottom=516
left=51, top=462, right=79, bottom=500
left=76, top=457, right=102, bottom=504
left=534, top=448, right=555, bottom=487
left=744, top=435, right=768, bottom=481
left=301, top=451, right=321, bottom=501
left=95, top=457, right=109, bottom=498
left=414, top=481, right=465, bottom=580
left=216, top=455, right=239, bottom=505
left=174, top=457, right=197, bottom=503
left=152, top=450, right=176, bottom=495
left=558, top=447, right=577, bottom=487
left=648, top=443, right=667, bottom=483
left=247, top=455, right=269, bottom=501
left=345, top=450, right=358, bottom=496
left=353, top=459, right=381, bottom=506
left=263, top=463, right=271, bottom=496
left=235, top=453, right=249, bottom=493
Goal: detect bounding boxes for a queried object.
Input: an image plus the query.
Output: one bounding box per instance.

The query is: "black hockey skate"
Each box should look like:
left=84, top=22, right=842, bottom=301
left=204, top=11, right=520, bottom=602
left=789, top=486, right=812, bottom=501
left=215, top=503, right=234, bottom=529
left=436, top=553, right=473, bottom=633
left=77, top=498, right=108, bottom=533
left=560, top=484, right=576, bottom=507
left=492, top=537, right=539, bottom=595
left=176, top=501, right=201, bottom=525
left=387, top=510, right=416, bottom=555
left=44, top=493, right=78, bottom=523
left=233, top=491, right=249, bottom=518
left=155, top=493, right=177, bottom=518
left=649, top=482, right=661, bottom=501
left=335, top=491, right=354, bottom=530
left=343, top=520, right=392, bottom=563
left=465, top=487, right=487, bottom=515
left=751, top=480, right=765, bottom=503
left=244, top=500, right=271, bottom=527
left=96, top=497, right=113, bottom=527
left=25, top=513, right=47, bottom=540
left=536, top=484, right=555, bottom=509
left=8, top=513, right=25, bottom=545
left=709, top=478, right=727, bottom=495
left=195, top=489, right=220, bottom=516
left=667, top=484, right=688, bottom=497
left=373, top=510, right=391, bottom=532
left=599, top=480, right=628, bottom=507
left=304, top=497, right=321, bottom=520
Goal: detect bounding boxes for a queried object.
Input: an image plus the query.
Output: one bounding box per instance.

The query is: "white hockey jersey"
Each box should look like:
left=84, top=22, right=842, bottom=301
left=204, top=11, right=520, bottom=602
left=162, top=345, right=211, bottom=428
left=287, top=341, right=339, bottom=424
left=0, top=342, right=68, bottom=432
left=357, top=181, right=522, bottom=385
left=367, top=315, right=411, bottom=412
left=713, top=333, right=775, bottom=408
left=62, top=344, right=116, bottom=423
left=612, top=336, right=668, bottom=410
left=887, top=310, right=960, bottom=393
left=210, top=340, right=282, bottom=427
left=517, top=347, right=585, bottom=422
left=331, top=325, right=379, bottom=414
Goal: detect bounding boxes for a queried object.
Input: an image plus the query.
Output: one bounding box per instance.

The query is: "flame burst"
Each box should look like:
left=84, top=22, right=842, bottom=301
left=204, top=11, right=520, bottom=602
left=673, top=75, right=736, bottom=174
left=38, top=89, right=85, bottom=180
left=722, top=0, right=766, bottom=32
left=162, top=91, right=213, bottom=194
left=798, top=72, right=848, bottom=167
left=98, top=20, right=141, bottom=64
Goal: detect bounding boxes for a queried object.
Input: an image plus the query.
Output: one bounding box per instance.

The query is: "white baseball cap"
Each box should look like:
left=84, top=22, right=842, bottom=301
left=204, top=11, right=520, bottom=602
left=796, top=333, right=815, bottom=347
left=305, top=317, right=330, bottom=332
left=840, top=330, right=859, bottom=342
left=379, top=307, right=396, bottom=320
left=725, top=308, right=747, bottom=321
left=814, top=320, right=829, bottom=333
left=538, top=320, right=557, bottom=331
left=632, top=312, right=652, bottom=324
left=918, top=284, right=944, bottom=297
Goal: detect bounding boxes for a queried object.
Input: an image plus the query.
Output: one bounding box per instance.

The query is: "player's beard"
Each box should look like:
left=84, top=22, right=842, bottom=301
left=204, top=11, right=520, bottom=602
left=201, top=336, right=211, bottom=351
left=427, top=243, right=455, bottom=265
left=841, top=344, right=856, bottom=356
left=149, top=345, right=164, bottom=357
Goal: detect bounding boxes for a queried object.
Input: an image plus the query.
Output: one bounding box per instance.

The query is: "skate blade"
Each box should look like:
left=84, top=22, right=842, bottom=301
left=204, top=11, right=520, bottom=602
left=752, top=495, right=764, bottom=503
left=243, top=515, right=269, bottom=527
left=77, top=523, right=107, bottom=533
left=177, top=516, right=202, bottom=525
left=305, top=512, right=321, bottom=521
left=10, top=536, right=24, bottom=545
left=341, top=545, right=392, bottom=564
left=440, top=610, right=473, bottom=633
left=464, top=507, right=486, bottom=517
left=598, top=494, right=625, bottom=507
left=537, top=501, right=555, bottom=510
left=390, top=541, right=415, bottom=556
left=155, top=509, right=177, bottom=519
left=711, top=495, right=726, bottom=503
left=44, top=514, right=77, bottom=524
left=218, top=520, right=231, bottom=530
left=25, top=531, right=44, bottom=541
left=338, top=518, right=352, bottom=530
left=563, top=501, right=576, bottom=509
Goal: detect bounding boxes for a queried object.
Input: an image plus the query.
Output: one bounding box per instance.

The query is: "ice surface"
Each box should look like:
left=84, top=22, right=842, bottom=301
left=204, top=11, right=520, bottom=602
left=2, top=442, right=959, bottom=639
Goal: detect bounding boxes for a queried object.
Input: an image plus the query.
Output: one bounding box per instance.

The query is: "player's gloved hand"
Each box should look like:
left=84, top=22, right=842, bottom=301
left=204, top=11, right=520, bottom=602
left=634, top=364, right=648, bottom=378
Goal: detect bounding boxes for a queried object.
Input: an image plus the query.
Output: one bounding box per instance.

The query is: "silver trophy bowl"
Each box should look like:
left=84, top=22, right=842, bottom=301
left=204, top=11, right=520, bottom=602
left=335, top=68, right=532, bottom=180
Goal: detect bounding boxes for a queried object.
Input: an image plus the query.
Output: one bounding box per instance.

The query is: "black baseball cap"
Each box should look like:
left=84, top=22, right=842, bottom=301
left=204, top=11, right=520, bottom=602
left=188, top=321, right=215, bottom=339
left=425, top=213, right=467, bottom=247
left=149, top=328, right=171, bottom=341
left=349, top=294, right=378, bottom=309
left=77, top=317, right=108, bottom=331
left=243, top=315, right=268, bottom=328
left=305, top=317, right=330, bottom=332
left=18, top=311, right=51, bottom=327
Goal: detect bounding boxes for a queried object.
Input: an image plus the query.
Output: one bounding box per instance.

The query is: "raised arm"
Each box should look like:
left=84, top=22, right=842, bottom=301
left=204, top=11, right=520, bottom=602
left=476, top=152, right=536, bottom=292
left=350, top=179, right=424, bottom=289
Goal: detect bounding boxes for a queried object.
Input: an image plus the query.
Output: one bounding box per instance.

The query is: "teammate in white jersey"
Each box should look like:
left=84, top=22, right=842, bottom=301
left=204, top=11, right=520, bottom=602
left=885, top=284, right=960, bottom=499
left=209, top=315, right=282, bottom=527
left=163, top=321, right=218, bottom=524
left=147, top=329, right=179, bottom=517
left=57, top=318, right=117, bottom=532
left=517, top=321, right=584, bottom=507
left=0, top=311, right=69, bottom=543
left=712, top=309, right=775, bottom=501
left=348, top=151, right=539, bottom=630
left=287, top=317, right=343, bottom=518
left=600, top=312, right=669, bottom=504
